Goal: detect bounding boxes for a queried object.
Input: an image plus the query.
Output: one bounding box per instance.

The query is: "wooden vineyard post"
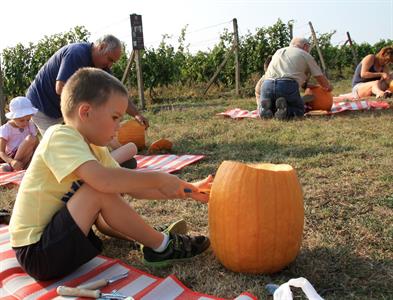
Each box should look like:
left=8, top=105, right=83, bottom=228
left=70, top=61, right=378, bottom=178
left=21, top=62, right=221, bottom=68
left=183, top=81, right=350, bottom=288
left=204, top=18, right=240, bottom=97
left=0, top=57, right=6, bottom=125
left=129, top=14, right=146, bottom=109
left=233, top=18, right=240, bottom=96
left=309, top=21, right=328, bottom=78
left=346, top=31, right=358, bottom=68
left=121, top=50, right=135, bottom=84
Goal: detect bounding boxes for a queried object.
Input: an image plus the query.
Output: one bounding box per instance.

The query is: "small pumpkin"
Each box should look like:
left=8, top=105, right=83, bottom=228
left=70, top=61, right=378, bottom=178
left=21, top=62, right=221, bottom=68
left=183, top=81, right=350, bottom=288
left=305, top=86, right=333, bottom=111
left=388, top=80, right=393, bottom=93
left=117, top=120, right=146, bottom=149
left=209, top=161, right=304, bottom=274
left=147, top=138, right=173, bottom=154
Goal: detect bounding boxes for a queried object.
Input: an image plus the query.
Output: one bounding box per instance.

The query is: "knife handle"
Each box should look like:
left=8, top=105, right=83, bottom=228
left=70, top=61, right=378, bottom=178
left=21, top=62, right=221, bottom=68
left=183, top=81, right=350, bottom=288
left=57, top=286, right=100, bottom=298
left=77, top=279, right=108, bottom=290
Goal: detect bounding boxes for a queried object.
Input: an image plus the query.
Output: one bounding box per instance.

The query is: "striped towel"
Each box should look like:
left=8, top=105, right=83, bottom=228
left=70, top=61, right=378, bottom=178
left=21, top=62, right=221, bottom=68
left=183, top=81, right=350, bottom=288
left=217, top=108, right=259, bottom=119
left=330, top=100, right=389, bottom=113
left=0, top=226, right=257, bottom=300
left=0, top=155, right=204, bottom=186
left=134, top=154, right=204, bottom=173
left=217, top=109, right=259, bottom=119
left=218, top=100, right=390, bottom=119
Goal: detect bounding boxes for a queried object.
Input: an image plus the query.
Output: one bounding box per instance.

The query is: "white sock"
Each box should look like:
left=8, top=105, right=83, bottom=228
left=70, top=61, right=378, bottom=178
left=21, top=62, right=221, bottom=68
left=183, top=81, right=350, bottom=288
left=153, top=233, right=169, bottom=252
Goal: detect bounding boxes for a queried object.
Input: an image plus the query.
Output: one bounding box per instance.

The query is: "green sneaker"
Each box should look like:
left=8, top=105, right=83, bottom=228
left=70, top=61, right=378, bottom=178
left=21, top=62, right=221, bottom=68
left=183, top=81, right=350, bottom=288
left=154, top=219, right=188, bottom=235
left=136, top=219, right=189, bottom=251
left=142, top=233, right=210, bottom=268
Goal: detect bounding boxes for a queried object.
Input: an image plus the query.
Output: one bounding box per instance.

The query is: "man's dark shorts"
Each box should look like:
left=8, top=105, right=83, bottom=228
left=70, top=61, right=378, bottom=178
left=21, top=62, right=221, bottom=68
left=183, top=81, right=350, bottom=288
left=13, top=205, right=102, bottom=281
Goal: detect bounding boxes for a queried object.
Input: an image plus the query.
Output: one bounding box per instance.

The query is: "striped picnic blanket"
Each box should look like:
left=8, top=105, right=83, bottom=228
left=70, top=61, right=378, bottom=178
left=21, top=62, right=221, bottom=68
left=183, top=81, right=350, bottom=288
left=0, top=226, right=256, bottom=300
left=0, top=155, right=205, bottom=186
left=217, top=100, right=390, bottom=119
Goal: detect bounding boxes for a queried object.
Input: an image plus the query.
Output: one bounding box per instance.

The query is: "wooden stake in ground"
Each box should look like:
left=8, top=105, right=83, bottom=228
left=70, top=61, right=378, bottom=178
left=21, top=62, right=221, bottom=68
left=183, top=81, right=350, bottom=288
left=309, top=21, right=328, bottom=78
left=121, top=50, right=135, bottom=84
left=0, top=57, right=6, bottom=125
left=129, top=14, right=146, bottom=109
left=204, top=18, right=240, bottom=97
left=346, top=31, right=359, bottom=68
left=233, top=18, right=240, bottom=96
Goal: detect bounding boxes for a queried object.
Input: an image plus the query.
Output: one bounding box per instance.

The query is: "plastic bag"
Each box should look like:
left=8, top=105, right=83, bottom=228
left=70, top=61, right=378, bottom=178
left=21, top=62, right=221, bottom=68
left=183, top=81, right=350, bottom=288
left=273, top=277, right=324, bottom=300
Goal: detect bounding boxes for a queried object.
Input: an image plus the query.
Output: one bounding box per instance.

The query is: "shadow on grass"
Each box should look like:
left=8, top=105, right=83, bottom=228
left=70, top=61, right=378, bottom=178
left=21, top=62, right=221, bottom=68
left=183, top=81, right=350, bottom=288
left=174, top=139, right=354, bottom=163
left=271, top=246, right=393, bottom=299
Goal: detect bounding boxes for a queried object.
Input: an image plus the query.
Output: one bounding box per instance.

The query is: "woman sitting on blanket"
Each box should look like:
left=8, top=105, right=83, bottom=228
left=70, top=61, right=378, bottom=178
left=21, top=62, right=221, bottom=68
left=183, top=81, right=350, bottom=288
left=0, top=97, right=39, bottom=172
left=352, top=46, right=393, bottom=99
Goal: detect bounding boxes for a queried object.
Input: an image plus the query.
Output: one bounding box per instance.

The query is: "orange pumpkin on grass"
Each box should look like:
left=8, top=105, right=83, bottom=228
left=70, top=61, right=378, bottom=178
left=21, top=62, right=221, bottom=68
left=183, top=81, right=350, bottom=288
left=147, top=138, right=173, bottom=154
left=304, top=85, right=333, bottom=111
left=117, top=120, right=146, bottom=150
left=208, top=161, right=304, bottom=273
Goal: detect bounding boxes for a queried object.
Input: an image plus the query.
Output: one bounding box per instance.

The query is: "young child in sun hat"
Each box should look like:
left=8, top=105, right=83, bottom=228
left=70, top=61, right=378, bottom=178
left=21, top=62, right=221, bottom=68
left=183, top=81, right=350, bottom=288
left=0, top=96, right=39, bottom=172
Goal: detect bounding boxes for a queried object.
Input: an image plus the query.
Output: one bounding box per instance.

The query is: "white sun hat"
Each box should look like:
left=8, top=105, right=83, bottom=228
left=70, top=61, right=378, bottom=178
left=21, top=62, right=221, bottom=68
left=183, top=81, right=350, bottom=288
left=5, top=96, right=38, bottom=119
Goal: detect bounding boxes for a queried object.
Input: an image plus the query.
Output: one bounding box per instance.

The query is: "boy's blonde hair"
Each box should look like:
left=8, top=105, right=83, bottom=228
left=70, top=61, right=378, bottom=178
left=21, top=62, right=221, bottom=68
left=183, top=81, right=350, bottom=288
left=61, top=67, right=128, bottom=120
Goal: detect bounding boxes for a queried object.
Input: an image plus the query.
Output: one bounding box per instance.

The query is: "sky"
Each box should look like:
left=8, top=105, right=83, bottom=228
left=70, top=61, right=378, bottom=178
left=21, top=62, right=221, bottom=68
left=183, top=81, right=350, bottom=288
left=0, top=0, right=392, bottom=55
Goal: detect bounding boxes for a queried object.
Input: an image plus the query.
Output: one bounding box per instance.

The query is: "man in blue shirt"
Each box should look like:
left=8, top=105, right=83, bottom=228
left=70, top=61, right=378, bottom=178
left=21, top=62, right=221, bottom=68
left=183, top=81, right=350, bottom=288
left=27, top=34, right=149, bottom=134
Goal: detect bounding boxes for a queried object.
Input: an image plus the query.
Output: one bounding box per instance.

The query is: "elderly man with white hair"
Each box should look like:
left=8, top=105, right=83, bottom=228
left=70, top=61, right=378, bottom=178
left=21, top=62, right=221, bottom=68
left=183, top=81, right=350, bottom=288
left=27, top=34, right=149, bottom=134
left=259, top=37, right=333, bottom=120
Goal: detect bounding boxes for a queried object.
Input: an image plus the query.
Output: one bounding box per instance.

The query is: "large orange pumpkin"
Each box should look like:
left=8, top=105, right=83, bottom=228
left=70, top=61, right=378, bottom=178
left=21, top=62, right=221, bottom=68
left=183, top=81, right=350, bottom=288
left=209, top=161, right=304, bottom=274
left=117, top=120, right=146, bottom=149
left=305, top=86, right=333, bottom=111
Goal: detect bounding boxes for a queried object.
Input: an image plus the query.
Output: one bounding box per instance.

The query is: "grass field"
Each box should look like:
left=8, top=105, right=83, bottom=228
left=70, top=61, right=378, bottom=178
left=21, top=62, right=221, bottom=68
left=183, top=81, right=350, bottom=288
left=1, top=80, right=392, bottom=299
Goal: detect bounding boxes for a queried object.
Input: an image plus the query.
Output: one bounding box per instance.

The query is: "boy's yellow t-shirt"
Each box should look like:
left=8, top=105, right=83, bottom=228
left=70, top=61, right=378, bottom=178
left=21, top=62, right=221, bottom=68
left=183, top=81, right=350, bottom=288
left=9, top=124, right=119, bottom=248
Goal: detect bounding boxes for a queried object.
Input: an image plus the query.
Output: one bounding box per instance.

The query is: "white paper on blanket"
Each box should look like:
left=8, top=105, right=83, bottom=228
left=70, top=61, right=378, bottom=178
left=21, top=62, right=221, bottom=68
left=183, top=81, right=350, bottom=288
left=273, top=277, right=324, bottom=300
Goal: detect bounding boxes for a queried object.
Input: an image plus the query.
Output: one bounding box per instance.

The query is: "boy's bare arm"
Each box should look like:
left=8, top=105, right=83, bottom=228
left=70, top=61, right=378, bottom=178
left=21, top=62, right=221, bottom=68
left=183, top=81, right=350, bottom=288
left=73, top=160, right=208, bottom=202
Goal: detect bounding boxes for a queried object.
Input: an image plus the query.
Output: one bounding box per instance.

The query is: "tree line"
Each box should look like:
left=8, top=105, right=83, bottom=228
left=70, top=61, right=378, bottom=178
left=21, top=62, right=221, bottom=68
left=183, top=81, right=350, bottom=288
left=1, top=20, right=392, bottom=104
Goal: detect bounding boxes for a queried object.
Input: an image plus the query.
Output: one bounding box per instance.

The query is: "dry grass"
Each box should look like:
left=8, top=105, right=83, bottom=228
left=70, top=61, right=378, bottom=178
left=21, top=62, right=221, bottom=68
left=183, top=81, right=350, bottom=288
left=1, top=81, right=392, bottom=299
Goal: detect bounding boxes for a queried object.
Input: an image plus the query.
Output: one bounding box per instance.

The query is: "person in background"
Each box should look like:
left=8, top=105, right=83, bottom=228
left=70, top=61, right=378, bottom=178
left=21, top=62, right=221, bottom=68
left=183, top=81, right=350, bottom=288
left=255, top=56, right=272, bottom=110
left=0, top=97, right=39, bottom=172
left=351, top=46, right=393, bottom=99
left=259, top=37, right=332, bottom=120
left=9, top=67, right=212, bottom=281
left=26, top=34, right=147, bottom=167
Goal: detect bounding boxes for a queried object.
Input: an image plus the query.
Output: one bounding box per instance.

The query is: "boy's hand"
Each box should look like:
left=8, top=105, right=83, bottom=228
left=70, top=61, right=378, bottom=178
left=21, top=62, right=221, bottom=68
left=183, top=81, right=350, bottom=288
left=192, top=175, right=213, bottom=194
left=184, top=175, right=214, bottom=204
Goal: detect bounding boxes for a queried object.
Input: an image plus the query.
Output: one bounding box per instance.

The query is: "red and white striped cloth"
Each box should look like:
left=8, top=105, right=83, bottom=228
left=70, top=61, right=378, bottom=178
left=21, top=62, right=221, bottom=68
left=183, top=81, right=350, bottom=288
left=216, top=108, right=259, bottom=119
left=134, top=154, right=204, bottom=173
left=0, top=226, right=257, bottom=300
left=217, top=100, right=390, bottom=119
left=330, top=100, right=389, bottom=113
left=0, top=155, right=204, bottom=186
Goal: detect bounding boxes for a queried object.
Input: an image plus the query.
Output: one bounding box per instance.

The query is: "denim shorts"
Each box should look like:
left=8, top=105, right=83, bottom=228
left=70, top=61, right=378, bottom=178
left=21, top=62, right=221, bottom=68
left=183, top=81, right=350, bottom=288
left=13, top=205, right=102, bottom=281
